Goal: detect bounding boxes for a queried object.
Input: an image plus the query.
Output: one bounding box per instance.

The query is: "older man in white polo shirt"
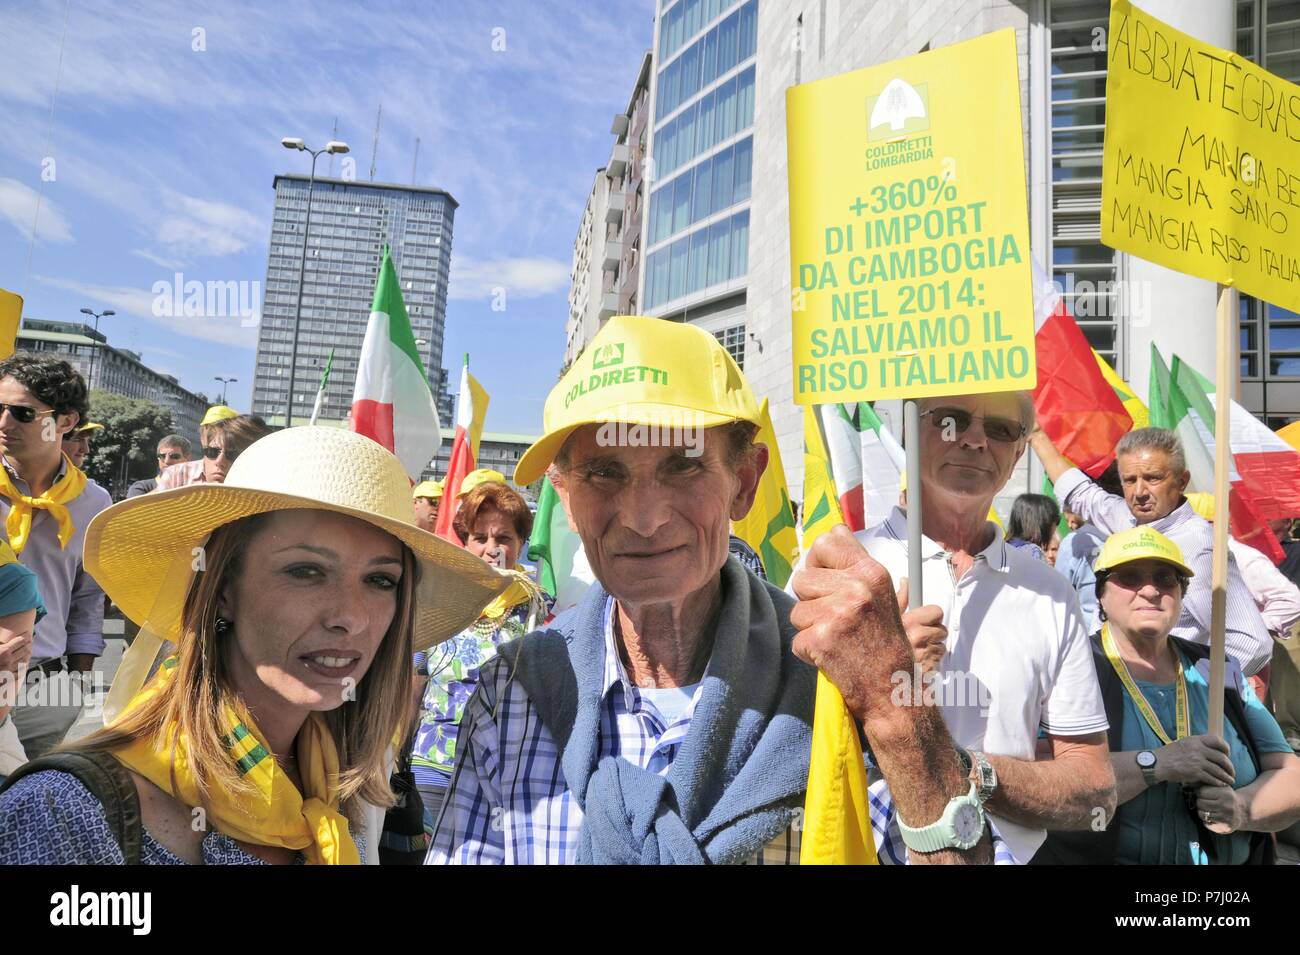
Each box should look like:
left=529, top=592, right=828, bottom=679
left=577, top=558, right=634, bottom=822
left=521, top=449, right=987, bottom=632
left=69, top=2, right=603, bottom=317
left=857, top=390, right=1115, bottom=864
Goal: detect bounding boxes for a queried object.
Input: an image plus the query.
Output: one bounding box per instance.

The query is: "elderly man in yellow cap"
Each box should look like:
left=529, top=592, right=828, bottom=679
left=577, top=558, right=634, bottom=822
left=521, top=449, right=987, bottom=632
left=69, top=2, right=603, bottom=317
left=412, top=479, right=443, bottom=533
left=427, top=316, right=995, bottom=865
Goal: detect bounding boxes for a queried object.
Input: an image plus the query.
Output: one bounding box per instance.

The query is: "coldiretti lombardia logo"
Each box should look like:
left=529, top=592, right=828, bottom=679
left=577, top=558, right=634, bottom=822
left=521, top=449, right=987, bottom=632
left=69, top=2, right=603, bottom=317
left=867, top=78, right=930, bottom=140
left=592, top=342, right=625, bottom=369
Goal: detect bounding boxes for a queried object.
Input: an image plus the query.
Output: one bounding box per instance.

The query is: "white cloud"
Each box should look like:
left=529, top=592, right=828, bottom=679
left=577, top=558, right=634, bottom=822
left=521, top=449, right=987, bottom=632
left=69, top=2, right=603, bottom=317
left=448, top=256, right=570, bottom=301
left=132, top=248, right=187, bottom=270
left=33, top=274, right=259, bottom=349
left=154, top=191, right=262, bottom=259
left=0, top=178, right=73, bottom=244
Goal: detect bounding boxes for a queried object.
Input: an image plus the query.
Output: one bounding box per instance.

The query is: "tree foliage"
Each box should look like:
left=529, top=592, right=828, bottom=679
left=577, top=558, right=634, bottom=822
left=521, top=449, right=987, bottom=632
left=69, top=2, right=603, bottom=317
left=82, top=390, right=173, bottom=494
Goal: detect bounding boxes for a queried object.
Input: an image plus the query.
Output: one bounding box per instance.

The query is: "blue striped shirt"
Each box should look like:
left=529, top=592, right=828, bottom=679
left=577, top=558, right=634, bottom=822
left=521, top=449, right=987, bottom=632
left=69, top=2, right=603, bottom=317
left=427, top=598, right=1016, bottom=864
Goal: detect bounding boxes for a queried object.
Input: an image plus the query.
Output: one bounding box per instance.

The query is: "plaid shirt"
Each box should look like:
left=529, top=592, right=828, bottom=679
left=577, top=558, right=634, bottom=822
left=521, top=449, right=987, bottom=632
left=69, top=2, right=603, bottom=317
left=427, top=598, right=1016, bottom=865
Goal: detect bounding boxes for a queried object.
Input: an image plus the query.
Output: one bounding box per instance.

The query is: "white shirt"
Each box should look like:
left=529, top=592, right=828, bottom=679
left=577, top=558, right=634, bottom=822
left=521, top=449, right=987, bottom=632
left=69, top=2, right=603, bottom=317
left=856, top=507, right=1109, bottom=864
left=1228, top=538, right=1300, bottom=638
left=1056, top=468, right=1274, bottom=675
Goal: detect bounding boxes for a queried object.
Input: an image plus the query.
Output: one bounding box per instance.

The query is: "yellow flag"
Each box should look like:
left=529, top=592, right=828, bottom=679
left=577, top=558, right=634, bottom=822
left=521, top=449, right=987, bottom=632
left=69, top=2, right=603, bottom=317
left=799, top=404, right=876, bottom=865
left=732, top=399, right=799, bottom=588
left=465, top=368, right=490, bottom=460
left=1092, top=349, right=1148, bottom=430
left=0, top=288, right=22, bottom=361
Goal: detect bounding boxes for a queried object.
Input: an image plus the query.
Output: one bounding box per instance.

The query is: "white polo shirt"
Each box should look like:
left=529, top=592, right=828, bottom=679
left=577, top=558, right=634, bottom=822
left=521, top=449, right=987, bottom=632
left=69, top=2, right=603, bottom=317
left=857, top=507, right=1108, bottom=863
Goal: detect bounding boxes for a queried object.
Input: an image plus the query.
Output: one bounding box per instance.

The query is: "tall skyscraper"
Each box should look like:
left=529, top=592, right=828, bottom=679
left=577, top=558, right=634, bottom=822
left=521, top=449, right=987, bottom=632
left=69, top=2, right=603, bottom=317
left=251, top=174, right=456, bottom=429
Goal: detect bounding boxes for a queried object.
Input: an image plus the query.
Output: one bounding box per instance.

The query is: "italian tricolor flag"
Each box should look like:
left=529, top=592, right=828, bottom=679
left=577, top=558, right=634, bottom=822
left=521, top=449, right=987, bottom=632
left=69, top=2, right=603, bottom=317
left=351, top=247, right=441, bottom=480
left=433, top=356, right=489, bottom=543
left=1150, top=344, right=1297, bottom=562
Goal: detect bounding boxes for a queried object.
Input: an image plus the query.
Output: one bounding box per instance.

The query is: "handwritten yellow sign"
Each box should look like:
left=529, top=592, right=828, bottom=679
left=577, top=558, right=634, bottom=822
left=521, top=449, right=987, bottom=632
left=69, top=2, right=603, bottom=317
left=1102, top=0, right=1300, bottom=311
left=786, top=29, right=1034, bottom=404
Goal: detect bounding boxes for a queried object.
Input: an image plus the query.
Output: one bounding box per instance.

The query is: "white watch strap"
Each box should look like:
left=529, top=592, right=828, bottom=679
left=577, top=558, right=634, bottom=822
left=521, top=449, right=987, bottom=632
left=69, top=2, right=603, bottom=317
left=896, top=781, right=985, bottom=853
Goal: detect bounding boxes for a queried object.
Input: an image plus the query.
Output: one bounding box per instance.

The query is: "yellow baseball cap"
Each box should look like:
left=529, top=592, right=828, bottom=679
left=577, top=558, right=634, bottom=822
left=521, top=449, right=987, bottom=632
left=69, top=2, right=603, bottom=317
left=1185, top=492, right=1215, bottom=522
left=1094, top=525, right=1194, bottom=577
left=201, top=405, right=239, bottom=426
left=458, top=468, right=506, bottom=497
left=73, top=422, right=104, bottom=434
left=413, top=479, right=443, bottom=500
left=515, top=315, right=761, bottom=485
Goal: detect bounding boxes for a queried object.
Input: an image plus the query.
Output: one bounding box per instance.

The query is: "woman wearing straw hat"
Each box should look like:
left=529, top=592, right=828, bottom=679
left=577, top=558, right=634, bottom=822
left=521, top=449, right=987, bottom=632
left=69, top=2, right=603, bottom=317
left=1035, top=526, right=1300, bottom=865
left=0, top=427, right=507, bottom=864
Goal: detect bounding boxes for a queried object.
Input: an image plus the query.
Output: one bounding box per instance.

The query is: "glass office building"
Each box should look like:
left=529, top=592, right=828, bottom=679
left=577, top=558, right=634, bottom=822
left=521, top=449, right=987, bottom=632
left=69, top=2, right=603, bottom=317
left=252, top=174, right=456, bottom=427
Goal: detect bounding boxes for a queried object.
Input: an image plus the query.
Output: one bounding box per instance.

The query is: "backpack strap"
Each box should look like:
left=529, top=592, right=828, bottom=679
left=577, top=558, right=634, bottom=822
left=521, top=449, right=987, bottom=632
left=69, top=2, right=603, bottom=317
left=0, top=751, right=142, bottom=864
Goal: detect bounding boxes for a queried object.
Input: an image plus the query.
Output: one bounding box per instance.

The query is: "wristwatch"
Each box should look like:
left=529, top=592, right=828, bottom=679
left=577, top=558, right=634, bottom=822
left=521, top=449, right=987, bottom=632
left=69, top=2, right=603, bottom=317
left=1136, top=750, right=1158, bottom=787
left=968, top=749, right=998, bottom=804
left=896, top=781, right=986, bottom=853
left=955, top=747, right=998, bottom=804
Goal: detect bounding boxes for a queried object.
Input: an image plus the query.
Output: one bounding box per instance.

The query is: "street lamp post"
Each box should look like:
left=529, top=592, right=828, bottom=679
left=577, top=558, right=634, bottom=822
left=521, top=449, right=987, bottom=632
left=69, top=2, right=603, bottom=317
left=281, top=136, right=349, bottom=428
left=78, top=307, right=115, bottom=391
left=214, top=376, right=237, bottom=404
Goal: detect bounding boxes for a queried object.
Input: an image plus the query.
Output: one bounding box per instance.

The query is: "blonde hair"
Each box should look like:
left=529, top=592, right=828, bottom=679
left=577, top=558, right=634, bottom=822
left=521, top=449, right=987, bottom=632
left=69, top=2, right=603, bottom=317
left=66, top=511, right=416, bottom=820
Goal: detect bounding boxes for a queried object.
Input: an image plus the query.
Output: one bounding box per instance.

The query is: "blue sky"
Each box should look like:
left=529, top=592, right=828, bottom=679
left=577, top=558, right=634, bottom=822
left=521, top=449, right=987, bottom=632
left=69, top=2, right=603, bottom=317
left=0, top=0, right=654, bottom=433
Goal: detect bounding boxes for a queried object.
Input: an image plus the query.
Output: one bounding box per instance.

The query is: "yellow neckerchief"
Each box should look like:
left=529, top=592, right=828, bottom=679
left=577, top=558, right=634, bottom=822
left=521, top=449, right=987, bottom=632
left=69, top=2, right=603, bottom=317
left=1101, top=622, right=1189, bottom=745
left=480, top=565, right=546, bottom=623
left=0, top=453, right=87, bottom=554
left=111, top=657, right=360, bottom=865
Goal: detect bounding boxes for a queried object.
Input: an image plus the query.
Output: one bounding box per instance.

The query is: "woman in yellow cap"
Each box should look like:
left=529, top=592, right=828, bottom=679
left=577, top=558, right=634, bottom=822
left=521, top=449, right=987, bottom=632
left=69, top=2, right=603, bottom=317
left=1036, top=526, right=1300, bottom=865
left=410, top=478, right=550, bottom=825
left=0, top=427, right=506, bottom=864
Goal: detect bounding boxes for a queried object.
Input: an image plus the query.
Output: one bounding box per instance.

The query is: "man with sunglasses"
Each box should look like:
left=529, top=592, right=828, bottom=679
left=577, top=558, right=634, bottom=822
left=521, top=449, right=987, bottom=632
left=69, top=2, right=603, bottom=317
left=851, top=391, right=1114, bottom=864
left=0, top=354, right=111, bottom=759
left=1032, top=426, right=1273, bottom=678
left=154, top=414, right=271, bottom=491
left=125, top=435, right=193, bottom=499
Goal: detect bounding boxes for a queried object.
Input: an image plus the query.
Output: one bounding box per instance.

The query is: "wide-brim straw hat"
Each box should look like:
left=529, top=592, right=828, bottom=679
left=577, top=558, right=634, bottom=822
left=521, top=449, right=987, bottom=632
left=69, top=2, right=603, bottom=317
left=86, top=426, right=511, bottom=653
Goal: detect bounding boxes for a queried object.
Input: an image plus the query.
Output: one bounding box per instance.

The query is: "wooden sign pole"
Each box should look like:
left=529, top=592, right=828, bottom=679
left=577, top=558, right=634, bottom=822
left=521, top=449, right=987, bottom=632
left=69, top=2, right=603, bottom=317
left=1208, top=284, right=1236, bottom=739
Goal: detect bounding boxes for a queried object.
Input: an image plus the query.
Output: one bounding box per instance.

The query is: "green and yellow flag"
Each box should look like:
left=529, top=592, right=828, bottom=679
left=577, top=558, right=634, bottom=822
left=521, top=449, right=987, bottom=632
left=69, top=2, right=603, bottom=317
left=799, top=404, right=876, bottom=865
left=1093, top=349, right=1148, bottom=430
left=732, top=399, right=799, bottom=588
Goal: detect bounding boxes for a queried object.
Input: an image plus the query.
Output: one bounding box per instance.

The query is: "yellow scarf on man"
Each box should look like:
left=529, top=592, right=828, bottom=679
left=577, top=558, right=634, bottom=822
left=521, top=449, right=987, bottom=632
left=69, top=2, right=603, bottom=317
left=112, top=658, right=360, bottom=865
left=0, top=454, right=86, bottom=554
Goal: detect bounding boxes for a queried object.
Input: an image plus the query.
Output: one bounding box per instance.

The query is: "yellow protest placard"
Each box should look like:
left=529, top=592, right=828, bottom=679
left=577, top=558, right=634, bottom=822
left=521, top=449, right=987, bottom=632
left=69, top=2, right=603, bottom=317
left=786, top=29, right=1034, bottom=405
left=1102, top=0, right=1300, bottom=311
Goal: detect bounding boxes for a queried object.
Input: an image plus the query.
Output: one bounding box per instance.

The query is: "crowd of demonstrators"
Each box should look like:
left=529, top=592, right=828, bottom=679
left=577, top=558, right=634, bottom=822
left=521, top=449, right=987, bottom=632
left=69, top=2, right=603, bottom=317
left=126, top=434, right=192, bottom=498
left=428, top=317, right=1003, bottom=865
left=0, top=355, right=112, bottom=762
left=1036, top=527, right=1300, bottom=864
left=1005, top=493, right=1060, bottom=565
left=1032, top=427, right=1275, bottom=677
left=409, top=480, right=550, bottom=827
left=0, top=427, right=507, bottom=864
left=411, top=479, right=442, bottom=533
left=841, top=394, right=1114, bottom=865
left=155, top=413, right=272, bottom=491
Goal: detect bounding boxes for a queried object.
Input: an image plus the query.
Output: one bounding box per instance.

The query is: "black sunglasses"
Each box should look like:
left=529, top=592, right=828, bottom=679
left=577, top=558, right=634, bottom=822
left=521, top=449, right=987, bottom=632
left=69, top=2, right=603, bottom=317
left=203, top=446, right=239, bottom=462
left=921, top=407, right=1026, bottom=444
left=0, top=403, right=55, bottom=424
left=1103, top=566, right=1186, bottom=592
left=157, top=451, right=185, bottom=462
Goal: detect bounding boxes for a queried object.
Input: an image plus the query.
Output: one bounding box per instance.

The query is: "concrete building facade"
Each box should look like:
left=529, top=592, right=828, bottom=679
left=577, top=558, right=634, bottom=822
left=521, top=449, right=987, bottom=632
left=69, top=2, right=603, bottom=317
left=16, top=319, right=211, bottom=442
left=565, top=51, right=655, bottom=370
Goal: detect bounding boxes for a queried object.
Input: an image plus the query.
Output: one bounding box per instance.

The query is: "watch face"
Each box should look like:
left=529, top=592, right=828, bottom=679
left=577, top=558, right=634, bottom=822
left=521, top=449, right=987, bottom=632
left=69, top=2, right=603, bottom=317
left=1137, top=751, right=1157, bottom=768
left=953, top=803, right=982, bottom=844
